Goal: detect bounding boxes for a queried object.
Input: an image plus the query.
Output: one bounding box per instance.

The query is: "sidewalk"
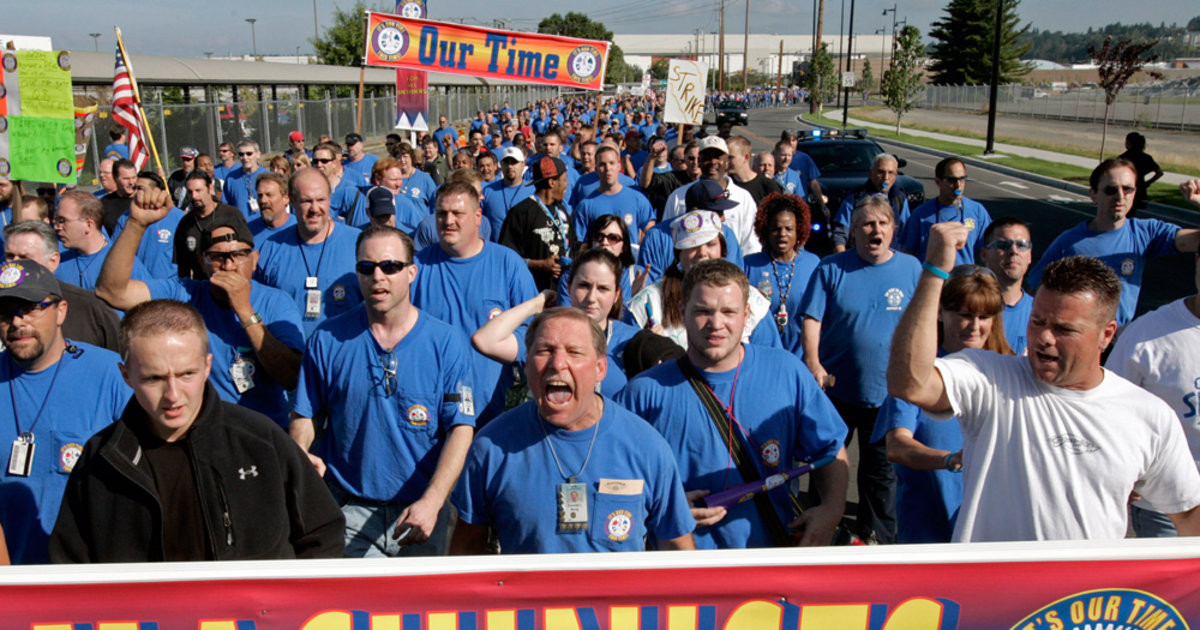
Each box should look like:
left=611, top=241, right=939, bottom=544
left=822, top=110, right=1193, bottom=186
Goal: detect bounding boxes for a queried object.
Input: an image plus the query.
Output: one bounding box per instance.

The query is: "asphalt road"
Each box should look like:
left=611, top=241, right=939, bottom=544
left=737, top=106, right=1198, bottom=319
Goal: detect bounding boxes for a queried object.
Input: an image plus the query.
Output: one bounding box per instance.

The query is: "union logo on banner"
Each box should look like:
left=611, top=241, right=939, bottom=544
left=371, top=20, right=411, bottom=63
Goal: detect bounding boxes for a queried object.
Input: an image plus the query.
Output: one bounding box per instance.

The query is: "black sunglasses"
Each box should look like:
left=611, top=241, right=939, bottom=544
left=1102, top=185, right=1136, bottom=196
left=204, top=249, right=254, bottom=264
left=356, top=260, right=413, bottom=275
left=312, top=157, right=334, bottom=165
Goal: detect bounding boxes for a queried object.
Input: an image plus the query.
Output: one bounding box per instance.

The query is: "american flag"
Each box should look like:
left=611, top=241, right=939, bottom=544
left=112, top=42, right=150, bottom=171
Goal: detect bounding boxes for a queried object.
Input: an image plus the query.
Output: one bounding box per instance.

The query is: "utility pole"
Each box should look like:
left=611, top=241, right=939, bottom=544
left=810, top=0, right=826, bottom=113
left=742, top=0, right=750, bottom=91
left=836, top=0, right=845, bottom=110
left=313, top=0, right=320, bottom=44
left=719, top=0, right=726, bottom=92
left=875, top=27, right=886, bottom=97
left=882, top=4, right=897, bottom=73
left=777, top=40, right=784, bottom=88
left=841, top=0, right=856, bottom=127
left=984, top=0, right=1004, bottom=154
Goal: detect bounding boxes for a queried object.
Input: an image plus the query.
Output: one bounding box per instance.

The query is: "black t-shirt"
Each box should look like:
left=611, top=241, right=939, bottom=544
left=173, top=203, right=248, bottom=279
left=133, top=422, right=211, bottom=562
left=498, top=194, right=569, bottom=291
left=100, top=193, right=133, bottom=237
left=60, top=282, right=121, bottom=352
left=732, top=173, right=783, bottom=206
left=1119, top=150, right=1161, bottom=208
left=645, top=170, right=693, bottom=222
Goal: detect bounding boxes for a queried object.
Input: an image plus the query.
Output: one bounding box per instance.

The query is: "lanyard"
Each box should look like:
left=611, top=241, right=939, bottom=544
left=9, top=349, right=67, bottom=437
left=770, top=256, right=797, bottom=307
left=538, top=413, right=600, bottom=484
left=244, top=167, right=256, bottom=199
left=530, top=194, right=568, bottom=250
left=75, top=246, right=104, bottom=286
left=297, top=224, right=332, bottom=280
left=501, top=182, right=523, bottom=210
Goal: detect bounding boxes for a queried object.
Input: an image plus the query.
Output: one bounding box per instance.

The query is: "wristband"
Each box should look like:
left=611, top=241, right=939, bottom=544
left=240, top=312, right=263, bottom=329
left=944, top=452, right=961, bottom=473
left=922, top=261, right=950, bottom=280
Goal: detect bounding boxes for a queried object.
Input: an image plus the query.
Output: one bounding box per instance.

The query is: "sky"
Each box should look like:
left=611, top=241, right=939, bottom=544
left=6, top=0, right=1198, bottom=58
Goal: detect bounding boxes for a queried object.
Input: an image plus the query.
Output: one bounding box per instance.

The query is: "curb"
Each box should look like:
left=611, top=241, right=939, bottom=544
left=795, top=114, right=1194, bottom=223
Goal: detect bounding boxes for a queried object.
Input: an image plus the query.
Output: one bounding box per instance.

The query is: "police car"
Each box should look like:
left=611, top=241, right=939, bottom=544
left=714, top=100, right=749, bottom=126
left=794, top=128, right=925, bottom=212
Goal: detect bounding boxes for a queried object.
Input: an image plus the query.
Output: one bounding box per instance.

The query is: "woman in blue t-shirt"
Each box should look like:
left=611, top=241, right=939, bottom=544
left=472, top=248, right=639, bottom=398
left=557, top=214, right=647, bottom=306
left=871, top=264, right=1014, bottom=543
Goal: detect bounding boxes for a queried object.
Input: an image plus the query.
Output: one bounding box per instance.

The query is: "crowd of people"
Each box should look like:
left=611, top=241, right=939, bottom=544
left=1, top=88, right=1198, bottom=564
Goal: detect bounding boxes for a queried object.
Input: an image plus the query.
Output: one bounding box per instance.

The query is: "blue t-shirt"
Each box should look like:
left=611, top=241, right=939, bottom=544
left=412, top=213, right=491, bottom=252
left=452, top=399, right=694, bottom=553
left=833, top=187, right=910, bottom=249
left=870, top=394, right=962, bottom=544
left=113, top=207, right=186, bottom=279
left=573, top=188, right=655, bottom=247
left=637, top=221, right=744, bottom=286
left=145, top=277, right=304, bottom=426
left=0, top=343, right=130, bottom=564
left=213, top=162, right=235, bottom=184
left=798, top=250, right=921, bottom=407
left=330, top=177, right=367, bottom=226
left=570, top=172, right=638, bottom=209
left=774, top=169, right=806, bottom=196
left=432, top=127, right=459, bottom=153
left=624, top=149, right=649, bottom=173
left=617, top=345, right=847, bottom=549
left=57, top=241, right=150, bottom=292
left=254, top=223, right=363, bottom=338
left=103, top=143, right=129, bottom=160
left=743, top=250, right=821, bottom=356
left=899, top=196, right=992, bottom=265
left=411, top=242, right=538, bottom=422
left=294, top=307, right=476, bottom=502
left=788, top=152, right=822, bottom=185
left=482, top=180, right=536, bottom=240
left=342, top=154, right=379, bottom=188
left=222, top=166, right=271, bottom=221
left=1027, top=218, right=1179, bottom=326
left=396, top=170, right=437, bottom=214
left=247, top=213, right=298, bottom=243
left=1004, top=292, right=1033, bottom=355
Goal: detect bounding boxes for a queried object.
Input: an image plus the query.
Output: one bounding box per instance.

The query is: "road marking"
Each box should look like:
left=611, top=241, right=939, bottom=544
left=1049, top=194, right=1080, bottom=203
left=999, top=181, right=1028, bottom=190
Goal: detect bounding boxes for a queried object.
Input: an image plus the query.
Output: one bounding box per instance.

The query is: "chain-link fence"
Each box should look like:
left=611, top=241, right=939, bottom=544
left=82, top=85, right=558, bottom=186
left=917, top=82, right=1200, bottom=133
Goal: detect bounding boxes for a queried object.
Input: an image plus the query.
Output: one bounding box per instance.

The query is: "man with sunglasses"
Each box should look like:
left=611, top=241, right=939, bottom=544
left=221, top=140, right=270, bottom=222
left=174, top=170, right=247, bottom=281
left=0, top=258, right=130, bottom=563
left=97, top=187, right=304, bottom=428
left=900, top=157, right=991, bottom=266
left=292, top=225, right=475, bottom=557
left=212, top=142, right=238, bottom=185
left=980, top=217, right=1034, bottom=355
left=312, top=143, right=367, bottom=226
left=1029, top=158, right=1200, bottom=327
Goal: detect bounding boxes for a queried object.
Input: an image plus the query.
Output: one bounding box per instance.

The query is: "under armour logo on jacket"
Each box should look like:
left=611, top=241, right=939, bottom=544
left=238, top=466, right=259, bottom=479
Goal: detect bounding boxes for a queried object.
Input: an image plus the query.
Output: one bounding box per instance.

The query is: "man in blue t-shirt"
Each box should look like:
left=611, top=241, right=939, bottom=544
left=452, top=308, right=696, bottom=554
left=573, top=146, right=656, bottom=250
left=432, top=115, right=459, bottom=155
left=980, top=217, right=1034, bottom=355
left=97, top=194, right=304, bottom=428
left=411, top=181, right=538, bottom=424
left=221, top=140, right=271, bottom=221
left=255, top=168, right=363, bottom=338
left=102, top=126, right=130, bottom=161
left=341, top=133, right=379, bottom=188
left=312, top=143, right=366, bottom=225
left=54, top=191, right=150, bottom=292
left=899, top=158, right=991, bottom=265
left=247, top=171, right=298, bottom=242
left=293, top=225, right=476, bottom=557
left=799, top=194, right=921, bottom=545
left=618, top=259, right=848, bottom=549
left=112, top=172, right=186, bottom=279
left=1028, top=158, right=1200, bottom=327
left=481, top=147, right=534, bottom=239
left=831, top=153, right=909, bottom=252
left=0, top=259, right=130, bottom=564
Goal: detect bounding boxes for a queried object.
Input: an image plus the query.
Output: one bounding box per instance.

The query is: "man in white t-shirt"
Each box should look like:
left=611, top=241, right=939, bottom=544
left=888, top=221, right=1200, bottom=542
left=1106, top=178, right=1200, bottom=537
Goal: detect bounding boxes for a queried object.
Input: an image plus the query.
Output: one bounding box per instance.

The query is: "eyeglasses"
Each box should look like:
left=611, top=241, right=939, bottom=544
left=238, top=152, right=256, bottom=157
left=985, top=238, right=1032, bottom=252
left=203, top=249, right=254, bottom=265
left=312, top=158, right=333, bottom=165
left=1102, top=185, right=1136, bottom=196
left=0, top=297, right=59, bottom=320
left=355, top=260, right=413, bottom=275
left=380, top=350, right=398, bottom=397
left=218, top=149, right=232, bottom=154
left=949, top=264, right=997, bottom=280
left=52, top=216, right=88, bottom=226
left=941, top=176, right=968, bottom=185
left=593, top=233, right=623, bottom=245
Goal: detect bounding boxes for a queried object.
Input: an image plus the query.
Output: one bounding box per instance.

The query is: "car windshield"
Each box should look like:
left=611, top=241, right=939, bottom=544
left=718, top=101, right=744, bottom=109
left=800, top=142, right=878, bottom=174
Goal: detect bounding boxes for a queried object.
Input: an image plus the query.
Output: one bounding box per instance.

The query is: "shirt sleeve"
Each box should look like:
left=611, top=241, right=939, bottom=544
left=451, top=439, right=491, bottom=526
left=439, top=327, right=478, bottom=429
left=931, top=350, right=993, bottom=427
left=872, top=396, right=921, bottom=444
left=798, top=262, right=830, bottom=322
left=794, top=371, right=849, bottom=460
left=1135, top=404, right=1200, bottom=515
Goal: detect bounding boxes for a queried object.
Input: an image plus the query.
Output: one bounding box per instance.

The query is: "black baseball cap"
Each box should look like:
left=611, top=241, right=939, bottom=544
left=367, top=186, right=395, bottom=218
left=199, top=217, right=255, bottom=251
left=0, top=259, right=62, bottom=302
left=344, top=133, right=364, bottom=146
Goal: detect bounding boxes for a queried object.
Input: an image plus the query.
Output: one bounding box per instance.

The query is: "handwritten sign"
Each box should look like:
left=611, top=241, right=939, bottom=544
left=15, top=51, right=72, bottom=119
left=664, top=59, right=708, bottom=125
left=0, top=50, right=76, bottom=182
left=6, top=116, right=74, bottom=182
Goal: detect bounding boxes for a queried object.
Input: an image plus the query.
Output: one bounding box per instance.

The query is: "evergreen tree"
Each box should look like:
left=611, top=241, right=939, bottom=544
left=860, top=58, right=875, bottom=95
left=805, top=42, right=838, bottom=113
left=927, top=0, right=1032, bottom=85
left=881, top=25, right=925, bottom=133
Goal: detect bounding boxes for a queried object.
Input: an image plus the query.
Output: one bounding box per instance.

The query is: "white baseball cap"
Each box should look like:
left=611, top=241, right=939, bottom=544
left=698, top=135, right=729, bottom=155
left=672, top=210, right=723, bottom=250
left=500, top=146, right=525, bottom=163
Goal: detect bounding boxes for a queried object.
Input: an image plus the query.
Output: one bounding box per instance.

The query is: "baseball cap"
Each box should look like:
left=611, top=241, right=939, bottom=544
left=199, top=217, right=255, bottom=251
left=685, top=180, right=739, bottom=212
left=179, top=146, right=199, bottom=159
left=344, top=133, right=364, bottom=146
left=532, top=156, right=567, bottom=184
left=367, top=186, right=396, bottom=218
left=698, top=135, right=729, bottom=155
left=671, top=210, right=723, bottom=250
left=500, top=146, right=525, bottom=163
left=288, top=131, right=304, bottom=143
left=0, top=259, right=62, bottom=302
left=625, top=128, right=642, bottom=139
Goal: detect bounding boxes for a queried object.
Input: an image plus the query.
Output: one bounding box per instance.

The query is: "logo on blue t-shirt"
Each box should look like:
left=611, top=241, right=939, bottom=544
left=761, top=440, right=781, bottom=467
left=605, top=510, right=633, bottom=541
left=407, top=404, right=429, bottom=427
left=885, top=287, right=906, bottom=311
left=1120, top=258, right=1135, bottom=276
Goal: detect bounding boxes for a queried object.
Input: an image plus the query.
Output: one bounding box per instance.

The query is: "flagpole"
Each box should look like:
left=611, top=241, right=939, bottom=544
left=114, top=27, right=164, bottom=174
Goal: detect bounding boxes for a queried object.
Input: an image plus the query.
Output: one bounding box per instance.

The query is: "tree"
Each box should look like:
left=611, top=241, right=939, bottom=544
left=1088, top=36, right=1163, bottom=158
left=311, top=0, right=371, bottom=68
left=806, top=42, right=838, bottom=113
left=538, top=12, right=633, bottom=84
left=650, top=58, right=670, bottom=81
left=1188, top=15, right=1200, bottom=32
left=927, top=0, right=1032, bottom=85
left=860, top=58, right=875, bottom=95
left=881, top=25, right=925, bottom=133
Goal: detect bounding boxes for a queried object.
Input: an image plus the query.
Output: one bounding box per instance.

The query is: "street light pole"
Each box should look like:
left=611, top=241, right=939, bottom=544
left=984, top=0, right=1004, bottom=154
left=89, top=33, right=101, bottom=52
left=246, top=18, right=258, bottom=59
left=882, top=4, right=897, bottom=73
left=841, top=0, right=856, bottom=127
left=875, top=27, right=885, bottom=97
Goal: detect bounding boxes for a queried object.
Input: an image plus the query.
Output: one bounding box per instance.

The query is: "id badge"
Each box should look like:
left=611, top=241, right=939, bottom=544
left=230, top=358, right=256, bottom=394
left=8, top=433, right=34, bottom=477
left=248, top=197, right=260, bottom=213
left=305, top=280, right=322, bottom=319
left=557, top=481, right=588, bottom=533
